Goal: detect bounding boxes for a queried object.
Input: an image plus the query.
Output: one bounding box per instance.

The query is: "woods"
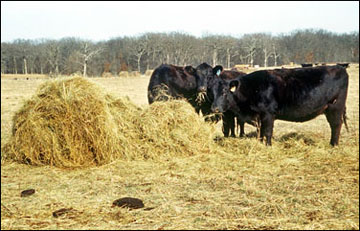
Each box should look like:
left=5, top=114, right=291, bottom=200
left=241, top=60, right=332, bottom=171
left=1, top=29, right=358, bottom=76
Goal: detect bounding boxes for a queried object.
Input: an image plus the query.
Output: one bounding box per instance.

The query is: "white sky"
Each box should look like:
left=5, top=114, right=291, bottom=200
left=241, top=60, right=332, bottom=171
left=1, top=1, right=359, bottom=42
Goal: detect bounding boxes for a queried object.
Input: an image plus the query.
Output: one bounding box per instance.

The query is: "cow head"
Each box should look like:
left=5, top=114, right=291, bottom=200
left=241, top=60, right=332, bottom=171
left=210, top=78, right=239, bottom=114
left=194, top=63, right=223, bottom=104
left=195, top=63, right=223, bottom=93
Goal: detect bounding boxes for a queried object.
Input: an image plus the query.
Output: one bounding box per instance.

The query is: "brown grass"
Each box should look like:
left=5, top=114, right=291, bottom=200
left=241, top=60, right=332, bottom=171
left=1, top=74, right=49, bottom=79
left=1, top=65, right=359, bottom=229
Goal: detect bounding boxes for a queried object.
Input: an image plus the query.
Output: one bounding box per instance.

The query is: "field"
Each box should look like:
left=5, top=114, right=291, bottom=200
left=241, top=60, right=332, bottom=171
left=1, top=65, right=359, bottom=230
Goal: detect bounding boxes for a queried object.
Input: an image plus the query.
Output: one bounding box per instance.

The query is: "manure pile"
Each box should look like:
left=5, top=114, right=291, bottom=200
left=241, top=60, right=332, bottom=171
left=3, top=77, right=218, bottom=168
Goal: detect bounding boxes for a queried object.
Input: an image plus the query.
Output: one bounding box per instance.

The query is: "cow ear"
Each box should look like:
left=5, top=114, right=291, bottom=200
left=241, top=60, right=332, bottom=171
left=213, top=65, right=223, bottom=76
left=229, top=80, right=239, bottom=93
left=184, top=66, right=196, bottom=75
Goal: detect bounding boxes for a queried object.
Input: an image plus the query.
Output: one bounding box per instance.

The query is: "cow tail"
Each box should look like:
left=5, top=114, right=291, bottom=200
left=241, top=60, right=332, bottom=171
left=343, top=107, right=349, bottom=132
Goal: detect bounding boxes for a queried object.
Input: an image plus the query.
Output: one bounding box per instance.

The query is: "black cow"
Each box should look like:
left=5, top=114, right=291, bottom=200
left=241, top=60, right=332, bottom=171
left=210, top=66, right=349, bottom=146
left=147, top=63, right=223, bottom=113
left=301, top=63, right=313, bottom=67
left=337, top=63, right=350, bottom=68
left=203, top=70, right=260, bottom=138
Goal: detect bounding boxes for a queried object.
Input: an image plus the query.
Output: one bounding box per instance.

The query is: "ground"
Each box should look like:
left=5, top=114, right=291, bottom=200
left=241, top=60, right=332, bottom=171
left=1, top=65, right=359, bottom=230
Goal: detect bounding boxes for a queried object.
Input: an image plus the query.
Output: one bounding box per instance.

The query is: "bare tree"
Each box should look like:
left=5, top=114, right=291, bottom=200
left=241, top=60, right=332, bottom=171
left=203, top=35, right=224, bottom=66
left=127, top=35, right=149, bottom=73
left=76, top=42, right=103, bottom=77
left=44, top=40, right=60, bottom=76
left=222, top=36, right=238, bottom=69
left=272, top=43, right=281, bottom=66
left=240, top=34, right=259, bottom=67
left=144, top=33, right=163, bottom=69
left=35, top=41, right=49, bottom=74
left=1, top=30, right=358, bottom=75
left=258, top=34, right=274, bottom=67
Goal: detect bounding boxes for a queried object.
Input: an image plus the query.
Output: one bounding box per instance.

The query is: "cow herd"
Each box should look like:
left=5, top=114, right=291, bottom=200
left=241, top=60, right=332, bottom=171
left=147, top=63, right=349, bottom=146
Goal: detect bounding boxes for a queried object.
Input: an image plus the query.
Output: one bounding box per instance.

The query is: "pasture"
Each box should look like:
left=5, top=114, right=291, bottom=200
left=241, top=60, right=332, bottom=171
left=1, top=65, right=359, bottom=230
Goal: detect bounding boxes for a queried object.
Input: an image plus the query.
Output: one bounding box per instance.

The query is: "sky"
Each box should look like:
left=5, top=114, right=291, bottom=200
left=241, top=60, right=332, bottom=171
left=1, top=1, right=359, bottom=43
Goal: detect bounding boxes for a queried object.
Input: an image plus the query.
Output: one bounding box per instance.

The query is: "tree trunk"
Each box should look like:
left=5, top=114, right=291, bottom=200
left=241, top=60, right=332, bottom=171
left=263, top=48, right=268, bottom=67
left=55, top=63, right=59, bottom=75
left=226, top=48, right=231, bottom=69
left=13, top=57, right=17, bottom=74
left=174, top=52, right=178, bottom=66
left=83, top=59, right=87, bottom=77
left=182, top=50, right=189, bottom=66
left=212, top=48, right=218, bottom=66
left=152, top=50, right=156, bottom=67
left=137, top=56, right=141, bottom=73
left=273, top=45, right=279, bottom=66
left=23, top=57, right=28, bottom=74
left=250, top=52, right=254, bottom=67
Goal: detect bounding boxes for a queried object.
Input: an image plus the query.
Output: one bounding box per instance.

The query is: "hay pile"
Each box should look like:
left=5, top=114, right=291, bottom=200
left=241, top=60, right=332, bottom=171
left=3, top=77, right=218, bottom=168
left=118, top=71, right=129, bottom=77
left=132, top=101, right=216, bottom=159
left=101, top=72, right=113, bottom=78
left=129, top=71, right=141, bottom=77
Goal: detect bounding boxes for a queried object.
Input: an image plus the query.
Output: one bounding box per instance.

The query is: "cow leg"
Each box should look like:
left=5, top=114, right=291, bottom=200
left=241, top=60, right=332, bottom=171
left=239, top=120, right=245, bottom=137
left=251, top=115, right=261, bottom=140
left=254, top=117, right=261, bottom=140
left=222, top=118, right=230, bottom=137
left=230, top=121, right=236, bottom=137
left=222, top=111, right=235, bottom=137
left=229, top=113, right=236, bottom=137
left=324, top=102, right=345, bottom=146
left=260, top=113, right=275, bottom=146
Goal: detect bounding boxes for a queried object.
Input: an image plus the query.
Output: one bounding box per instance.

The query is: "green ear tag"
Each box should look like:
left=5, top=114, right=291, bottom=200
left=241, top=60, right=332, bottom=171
left=216, top=69, right=221, bottom=76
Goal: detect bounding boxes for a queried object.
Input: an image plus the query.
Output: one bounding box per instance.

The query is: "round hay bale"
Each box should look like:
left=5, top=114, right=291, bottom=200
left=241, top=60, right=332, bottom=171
left=3, top=77, right=132, bottom=168
left=118, top=71, right=129, bottom=77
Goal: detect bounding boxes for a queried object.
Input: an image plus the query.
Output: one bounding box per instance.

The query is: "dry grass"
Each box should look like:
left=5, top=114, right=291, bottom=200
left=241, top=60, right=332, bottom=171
left=1, top=74, right=49, bottom=79
left=1, top=65, right=359, bottom=230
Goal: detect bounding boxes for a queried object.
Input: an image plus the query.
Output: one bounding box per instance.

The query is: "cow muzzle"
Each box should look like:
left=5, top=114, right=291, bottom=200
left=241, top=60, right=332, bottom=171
left=198, top=86, right=206, bottom=92
left=211, top=106, right=221, bottom=114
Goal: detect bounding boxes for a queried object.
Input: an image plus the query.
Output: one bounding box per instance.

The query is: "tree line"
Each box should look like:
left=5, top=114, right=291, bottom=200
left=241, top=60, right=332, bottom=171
left=1, top=29, right=358, bottom=77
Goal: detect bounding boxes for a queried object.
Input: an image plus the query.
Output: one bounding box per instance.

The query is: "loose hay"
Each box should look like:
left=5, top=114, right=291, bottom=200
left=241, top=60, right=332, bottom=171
left=195, top=91, right=207, bottom=105
left=3, top=77, right=218, bottom=168
left=134, top=101, right=217, bottom=159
